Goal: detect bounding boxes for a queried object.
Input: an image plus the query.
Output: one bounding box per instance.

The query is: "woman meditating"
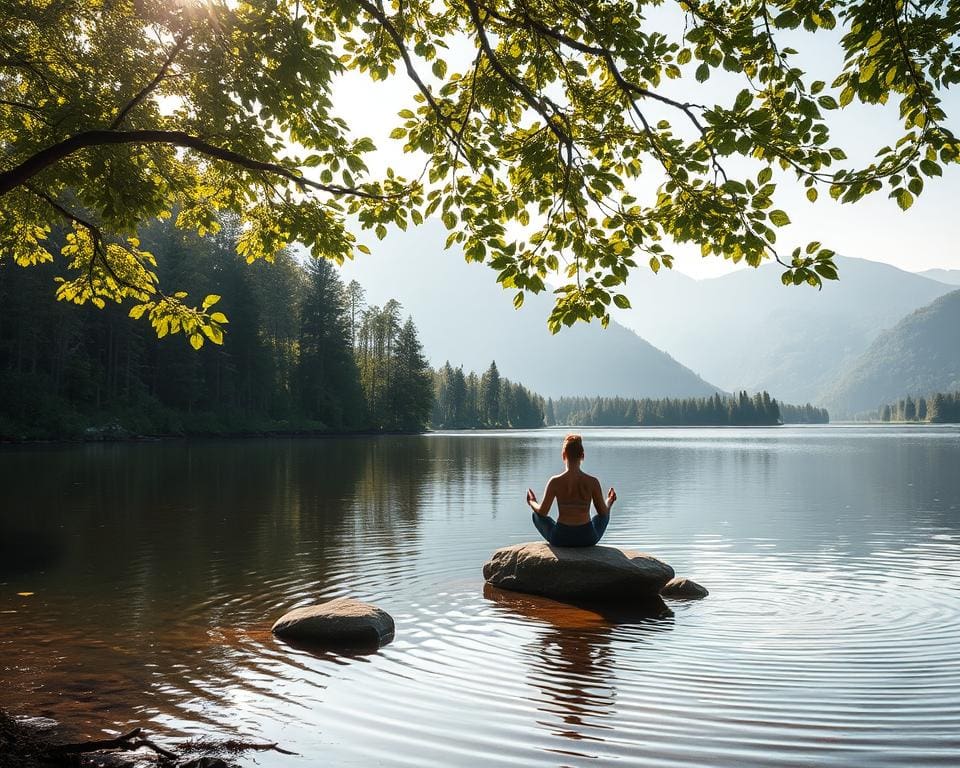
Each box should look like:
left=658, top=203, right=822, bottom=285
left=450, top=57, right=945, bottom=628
left=526, top=433, right=617, bottom=547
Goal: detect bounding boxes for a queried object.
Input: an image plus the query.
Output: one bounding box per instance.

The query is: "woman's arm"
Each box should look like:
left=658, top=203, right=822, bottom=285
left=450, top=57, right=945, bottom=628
left=591, top=478, right=617, bottom=516
left=527, top=479, right=556, bottom=517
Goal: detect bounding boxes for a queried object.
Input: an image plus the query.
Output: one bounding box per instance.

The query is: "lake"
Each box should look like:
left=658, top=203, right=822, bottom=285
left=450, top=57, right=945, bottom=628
left=1, top=426, right=959, bottom=766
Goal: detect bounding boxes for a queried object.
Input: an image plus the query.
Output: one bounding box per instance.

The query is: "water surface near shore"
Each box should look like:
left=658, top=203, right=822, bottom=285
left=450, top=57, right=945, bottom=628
left=2, top=426, right=959, bottom=766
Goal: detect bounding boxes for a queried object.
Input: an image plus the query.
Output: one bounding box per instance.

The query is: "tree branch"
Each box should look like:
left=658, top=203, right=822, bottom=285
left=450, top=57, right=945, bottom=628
left=110, top=32, right=191, bottom=129
left=463, top=0, right=572, bottom=149
left=27, top=185, right=147, bottom=295
left=0, top=129, right=400, bottom=199
left=354, top=0, right=462, bottom=152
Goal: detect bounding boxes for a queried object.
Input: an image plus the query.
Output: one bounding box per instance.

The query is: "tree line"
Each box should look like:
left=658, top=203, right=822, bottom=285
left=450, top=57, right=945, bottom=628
left=778, top=402, right=831, bottom=424
left=867, top=392, right=960, bottom=424
left=431, top=361, right=546, bottom=429
left=545, top=392, right=828, bottom=427
left=0, top=217, right=433, bottom=439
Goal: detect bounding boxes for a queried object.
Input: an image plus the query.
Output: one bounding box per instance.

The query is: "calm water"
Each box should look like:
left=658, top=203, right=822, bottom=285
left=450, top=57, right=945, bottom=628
left=1, top=426, right=959, bottom=766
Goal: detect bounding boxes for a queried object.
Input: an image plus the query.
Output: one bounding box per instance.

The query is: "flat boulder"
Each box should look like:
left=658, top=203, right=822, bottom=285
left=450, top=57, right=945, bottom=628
left=271, top=598, right=394, bottom=649
left=660, top=577, right=709, bottom=599
left=483, top=542, right=674, bottom=602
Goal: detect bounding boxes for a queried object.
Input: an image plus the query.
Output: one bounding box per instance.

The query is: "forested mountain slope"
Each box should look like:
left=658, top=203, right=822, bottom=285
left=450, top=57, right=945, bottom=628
left=823, top=290, right=960, bottom=417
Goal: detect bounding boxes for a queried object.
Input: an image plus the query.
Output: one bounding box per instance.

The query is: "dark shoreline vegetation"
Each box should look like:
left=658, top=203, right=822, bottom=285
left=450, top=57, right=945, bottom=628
left=852, top=391, right=960, bottom=423
left=0, top=216, right=830, bottom=443
left=547, top=394, right=828, bottom=427
left=0, top=707, right=294, bottom=768
left=0, top=217, right=437, bottom=442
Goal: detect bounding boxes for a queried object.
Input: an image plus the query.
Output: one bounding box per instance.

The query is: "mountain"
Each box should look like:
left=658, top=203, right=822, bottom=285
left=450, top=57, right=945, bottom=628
left=337, top=224, right=719, bottom=399
left=611, top=256, right=956, bottom=404
left=918, top=268, right=960, bottom=286
left=823, top=289, right=960, bottom=417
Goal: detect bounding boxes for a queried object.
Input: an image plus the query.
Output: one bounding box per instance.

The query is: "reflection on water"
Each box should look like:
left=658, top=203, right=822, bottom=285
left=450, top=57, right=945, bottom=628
left=484, top=585, right=674, bottom=759
left=1, top=426, right=960, bottom=766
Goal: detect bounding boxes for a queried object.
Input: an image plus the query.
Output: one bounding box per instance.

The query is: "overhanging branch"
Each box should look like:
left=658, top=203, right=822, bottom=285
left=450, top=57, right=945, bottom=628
left=0, top=129, right=400, bottom=199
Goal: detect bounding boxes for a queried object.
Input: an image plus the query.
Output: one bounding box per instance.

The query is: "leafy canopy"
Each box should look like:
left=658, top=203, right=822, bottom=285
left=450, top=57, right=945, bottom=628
left=2, top=0, right=958, bottom=341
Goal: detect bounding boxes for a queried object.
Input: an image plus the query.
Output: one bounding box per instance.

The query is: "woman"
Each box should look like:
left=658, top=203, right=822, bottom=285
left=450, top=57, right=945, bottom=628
left=526, top=433, right=617, bottom=547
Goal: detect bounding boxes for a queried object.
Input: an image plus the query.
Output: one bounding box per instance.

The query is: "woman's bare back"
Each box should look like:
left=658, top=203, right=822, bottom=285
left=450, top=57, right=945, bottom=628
left=550, top=468, right=601, bottom=525
left=525, top=433, right=617, bottom=537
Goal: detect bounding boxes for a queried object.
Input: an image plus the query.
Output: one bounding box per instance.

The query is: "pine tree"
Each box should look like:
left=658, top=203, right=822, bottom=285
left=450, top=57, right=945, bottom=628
left=299, top=259, right=363, bottom=429
left=904, top=395, right=916, bottom=422
left=387, top=317, right=433, bottom=431
left=345, top=280, right=366, bottom=350
left=480, top=361, right=501, bottom=427
left=929, top=393, right=946, bottom=423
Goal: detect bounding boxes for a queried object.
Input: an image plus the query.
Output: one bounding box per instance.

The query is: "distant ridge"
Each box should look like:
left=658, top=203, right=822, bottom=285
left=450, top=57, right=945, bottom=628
left=338, top=224, right=720, bottom=399
left=918, top=268, right=960, bottom=286
left=823, top=289, right=960, bottom=417
left=612, top=255, right=956, bottom=404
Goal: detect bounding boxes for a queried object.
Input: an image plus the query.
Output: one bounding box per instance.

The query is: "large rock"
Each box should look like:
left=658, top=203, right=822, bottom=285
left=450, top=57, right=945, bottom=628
left=660, top=577, right=709, bottom=599
left=483, top=542, right=674, bottom=602
left=271, top=598, right=394, bottom=649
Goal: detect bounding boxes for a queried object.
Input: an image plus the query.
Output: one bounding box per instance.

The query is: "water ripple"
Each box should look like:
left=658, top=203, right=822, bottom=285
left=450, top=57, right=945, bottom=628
left=1, top=427, right=959, bottom=766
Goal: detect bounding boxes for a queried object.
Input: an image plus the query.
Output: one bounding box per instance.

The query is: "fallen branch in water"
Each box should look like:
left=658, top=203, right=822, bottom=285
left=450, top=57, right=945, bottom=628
left=49, top=725, right=178, bottom=760
left=1, top=708, right=297, bottom=767
left=180, top=737, right=297, bottom=756
left=179, top=739, right=297, bottom=755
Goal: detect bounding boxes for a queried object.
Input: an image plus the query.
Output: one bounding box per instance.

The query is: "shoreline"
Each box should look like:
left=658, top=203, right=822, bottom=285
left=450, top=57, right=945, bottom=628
left=0, top=421, right=885, bottom=449
left=0, top=426, right=429, bottom=449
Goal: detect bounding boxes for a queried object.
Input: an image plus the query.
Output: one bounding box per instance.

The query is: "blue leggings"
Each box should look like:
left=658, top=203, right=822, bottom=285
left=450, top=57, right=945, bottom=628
left=532, top=512, right=609, bottom=547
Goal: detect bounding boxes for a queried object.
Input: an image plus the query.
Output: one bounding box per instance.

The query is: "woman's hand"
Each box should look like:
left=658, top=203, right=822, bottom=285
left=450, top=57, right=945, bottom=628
left=607, top=487, right=617, bottom=508
left=526, top=488, right=538, bottom=508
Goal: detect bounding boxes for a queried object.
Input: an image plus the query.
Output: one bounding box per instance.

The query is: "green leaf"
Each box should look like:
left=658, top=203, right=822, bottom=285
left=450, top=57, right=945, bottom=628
left=769, top=210, right=791, bottom=226
left=814, top=263, right=838, bottom=280
left=613, top=294, right=631, bottom=309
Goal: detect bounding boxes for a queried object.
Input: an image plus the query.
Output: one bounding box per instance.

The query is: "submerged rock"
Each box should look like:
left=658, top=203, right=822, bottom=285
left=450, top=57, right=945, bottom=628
left=482, top=542, right=674, bottom=602
left=271, top=598, right=394, bottom=649
left=660, top=577, right=709, bottom=599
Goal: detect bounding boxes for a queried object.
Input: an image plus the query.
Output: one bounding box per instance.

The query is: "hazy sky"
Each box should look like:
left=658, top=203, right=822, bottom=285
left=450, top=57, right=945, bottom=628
left=328, top=14, right=959, bottom=281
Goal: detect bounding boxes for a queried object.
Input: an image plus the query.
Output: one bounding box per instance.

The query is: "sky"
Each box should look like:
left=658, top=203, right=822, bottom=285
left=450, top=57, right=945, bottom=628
left=325, top=9, right=960, bottom=282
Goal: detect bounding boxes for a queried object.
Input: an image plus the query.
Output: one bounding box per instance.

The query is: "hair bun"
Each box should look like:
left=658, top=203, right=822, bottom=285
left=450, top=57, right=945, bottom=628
left=562, top=433, right=585, bottom=460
